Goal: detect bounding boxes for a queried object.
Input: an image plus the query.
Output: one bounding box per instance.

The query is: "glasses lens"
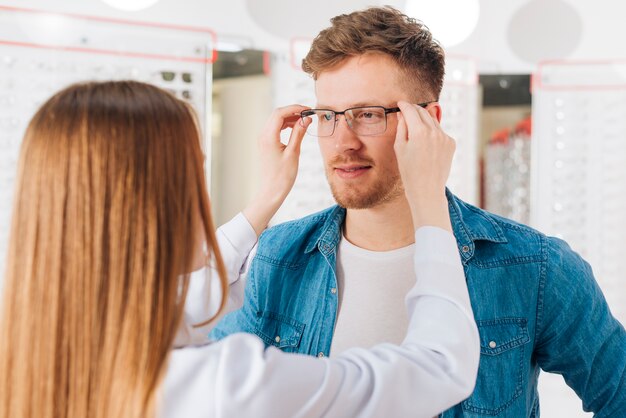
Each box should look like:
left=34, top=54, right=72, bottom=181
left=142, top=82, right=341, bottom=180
left=161, top=71, right=175, bottom=82
left=302, top=110, right=335, bottom=137
left=346, top=107, right=387, bottom=136
left=182, top=73, right=193, bottom=83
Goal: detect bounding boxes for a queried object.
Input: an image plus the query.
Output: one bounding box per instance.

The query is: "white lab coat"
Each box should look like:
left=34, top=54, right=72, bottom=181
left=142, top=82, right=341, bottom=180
left=160, top=214, right=480, bottom=418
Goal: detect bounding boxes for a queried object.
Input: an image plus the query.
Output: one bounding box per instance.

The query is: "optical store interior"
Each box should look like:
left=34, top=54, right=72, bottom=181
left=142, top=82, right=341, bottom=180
left=0, top=1, right=625, bottom=417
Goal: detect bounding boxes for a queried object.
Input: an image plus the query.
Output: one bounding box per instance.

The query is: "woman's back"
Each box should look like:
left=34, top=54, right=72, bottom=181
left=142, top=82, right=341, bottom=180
left=0, top=81, right=228, bottom=418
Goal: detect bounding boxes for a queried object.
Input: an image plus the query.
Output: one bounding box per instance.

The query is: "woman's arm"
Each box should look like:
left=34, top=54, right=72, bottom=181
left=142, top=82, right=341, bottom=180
left=164, top=226, right=479, bottom=418
left=175, top=105, right=310, bottom=346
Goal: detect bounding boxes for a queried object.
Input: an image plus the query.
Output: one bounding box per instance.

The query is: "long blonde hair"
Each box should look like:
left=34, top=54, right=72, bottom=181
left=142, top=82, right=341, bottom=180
left=0, top=81, right=228, bottom=418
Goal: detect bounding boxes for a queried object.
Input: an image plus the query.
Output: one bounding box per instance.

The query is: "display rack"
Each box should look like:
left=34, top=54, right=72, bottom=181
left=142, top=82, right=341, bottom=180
left=439, top=55, right=480, bottom=205
left=484, top=118, right=531, bottom=224
left=0, top=6, right=215, bottom=283
left=531, top=59, right=626, bottom=324
left=532, top=60, right=626, bottom=418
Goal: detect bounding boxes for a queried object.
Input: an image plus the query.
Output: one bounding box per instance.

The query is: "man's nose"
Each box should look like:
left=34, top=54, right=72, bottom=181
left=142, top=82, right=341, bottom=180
left=332, top=114, right=362, bottom=152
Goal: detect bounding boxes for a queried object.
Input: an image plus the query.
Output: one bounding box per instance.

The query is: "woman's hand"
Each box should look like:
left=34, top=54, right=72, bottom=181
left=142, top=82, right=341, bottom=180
left=243, top=105, right=311, bottom=236
left=394, top=101, right=455, bottom=232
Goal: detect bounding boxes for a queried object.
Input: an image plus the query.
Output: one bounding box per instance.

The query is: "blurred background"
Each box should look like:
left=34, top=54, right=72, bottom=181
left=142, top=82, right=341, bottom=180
left=0, top=1, right=624, bottom=416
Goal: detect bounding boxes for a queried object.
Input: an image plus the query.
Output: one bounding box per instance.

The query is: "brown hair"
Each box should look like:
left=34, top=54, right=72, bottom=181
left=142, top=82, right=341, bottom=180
left=302, top=6, right=445, bottom=101
left=0, top=81, right=228, bottom=418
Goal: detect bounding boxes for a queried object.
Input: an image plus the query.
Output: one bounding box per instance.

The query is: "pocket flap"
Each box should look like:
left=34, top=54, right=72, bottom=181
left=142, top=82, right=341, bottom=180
left=477, top=318, right=529, bottom=355
left=254, top=311, right=305, bottom=349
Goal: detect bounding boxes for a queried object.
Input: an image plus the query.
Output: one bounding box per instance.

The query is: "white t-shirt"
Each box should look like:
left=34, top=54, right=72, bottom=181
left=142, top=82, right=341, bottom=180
left=331, top=237, right=415, bottom=354
left=160, top=214, right=479, bottom=418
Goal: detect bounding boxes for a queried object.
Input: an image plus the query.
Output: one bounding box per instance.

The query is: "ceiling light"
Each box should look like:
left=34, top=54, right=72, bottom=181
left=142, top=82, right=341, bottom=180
left=404, top=0, right=480, bottom=47
left=100, top=0, right=160, bottom=12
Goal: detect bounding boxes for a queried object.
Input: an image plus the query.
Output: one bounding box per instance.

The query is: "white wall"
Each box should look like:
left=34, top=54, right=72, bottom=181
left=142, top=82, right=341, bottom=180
left=211, top=75, right=271, bottom=225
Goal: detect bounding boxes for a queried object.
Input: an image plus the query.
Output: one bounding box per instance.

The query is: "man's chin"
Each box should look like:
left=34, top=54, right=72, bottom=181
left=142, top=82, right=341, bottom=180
left=334, top=198, right=372, bottom=210
left=330, top=187, right=364, bottom=209
left=325, top=169, right=404, bottom=210
left=331, top=184, right=403, bottom=210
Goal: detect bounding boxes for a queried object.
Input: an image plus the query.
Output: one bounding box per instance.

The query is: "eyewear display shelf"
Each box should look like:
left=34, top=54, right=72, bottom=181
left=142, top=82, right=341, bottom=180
left=440, top=55, right=480, bottom=206
left=0, top=6, right=215, bottom=285
left=531, top=60, right=626, bottom=418
left=270, top=41, right=480, bottom=224
left=484, top=118, right=532, bottom=225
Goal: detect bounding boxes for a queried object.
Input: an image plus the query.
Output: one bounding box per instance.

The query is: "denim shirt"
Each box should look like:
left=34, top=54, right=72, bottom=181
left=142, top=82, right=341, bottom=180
left=210, top=191, right=626, bottom=417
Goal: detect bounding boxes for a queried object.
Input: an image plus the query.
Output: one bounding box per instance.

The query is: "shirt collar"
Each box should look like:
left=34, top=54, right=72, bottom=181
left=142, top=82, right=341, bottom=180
left=305, top=205, right=346, bottom=255
left=446, top=189, right=508, bottom=262
left=305, top=189, right=508, bottom=259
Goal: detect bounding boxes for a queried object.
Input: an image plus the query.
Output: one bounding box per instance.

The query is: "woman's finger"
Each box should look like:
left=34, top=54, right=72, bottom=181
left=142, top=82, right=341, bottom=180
left=413, top=102, right=437, bottom=130
left=394, top=112, right=408, bottom=149
left=261, top=105, right=310, bottom=145
left=396, top=101, right=424, bottom=140
left=280, top=113, right=302, bottom=130
left=286, top=116, right=311, bottom=155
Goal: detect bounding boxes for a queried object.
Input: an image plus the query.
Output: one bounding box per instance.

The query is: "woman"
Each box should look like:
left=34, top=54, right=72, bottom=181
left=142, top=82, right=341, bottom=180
left=0, top=81, right=479, bottom=418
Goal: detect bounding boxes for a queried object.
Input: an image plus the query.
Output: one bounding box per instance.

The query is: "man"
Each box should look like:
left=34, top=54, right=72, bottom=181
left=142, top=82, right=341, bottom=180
left=211, top=6, right=626, bottom=417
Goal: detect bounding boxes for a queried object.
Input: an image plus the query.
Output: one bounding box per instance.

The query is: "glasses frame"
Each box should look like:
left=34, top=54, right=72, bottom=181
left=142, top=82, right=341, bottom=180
left=300, top=102, right=434, bottom=137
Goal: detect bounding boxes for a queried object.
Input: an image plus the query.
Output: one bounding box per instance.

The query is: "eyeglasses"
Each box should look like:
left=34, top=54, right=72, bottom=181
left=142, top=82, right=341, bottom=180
left=160, top=71, right=194, bottom=83
left=300, top=102, right=433, bottom=137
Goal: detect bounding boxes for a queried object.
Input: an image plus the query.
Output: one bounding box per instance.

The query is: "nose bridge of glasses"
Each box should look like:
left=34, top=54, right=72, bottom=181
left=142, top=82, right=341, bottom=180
left=317, top=111, right=352, bottom=135
left=332, top=113, right=363, bottom=147
left=335, top=110, right=356, bottom=129
left=317, top=110, right=353, bottom=137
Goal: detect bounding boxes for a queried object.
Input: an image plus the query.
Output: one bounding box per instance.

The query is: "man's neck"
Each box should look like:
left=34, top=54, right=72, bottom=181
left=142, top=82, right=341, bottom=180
left=343, top=196, right=415, bottom=251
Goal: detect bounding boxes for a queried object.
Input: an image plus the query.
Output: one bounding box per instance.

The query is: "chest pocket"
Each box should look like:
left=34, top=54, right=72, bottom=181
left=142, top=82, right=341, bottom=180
left=462, top=318, right=530, bottom=415
left=254, top=311, right=305, bottom=352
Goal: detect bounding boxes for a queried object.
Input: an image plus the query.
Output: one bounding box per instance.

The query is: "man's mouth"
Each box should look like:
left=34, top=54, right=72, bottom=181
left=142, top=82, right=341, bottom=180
left=334, top=165, right=372, bottom=178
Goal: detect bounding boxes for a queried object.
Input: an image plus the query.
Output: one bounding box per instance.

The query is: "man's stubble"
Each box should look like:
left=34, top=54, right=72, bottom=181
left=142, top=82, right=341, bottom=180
left=326, top=165, right=405, bottom=209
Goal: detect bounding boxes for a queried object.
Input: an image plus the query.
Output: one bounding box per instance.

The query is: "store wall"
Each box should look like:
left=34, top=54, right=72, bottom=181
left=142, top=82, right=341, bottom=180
left=211, top=75, right=271, bottom=225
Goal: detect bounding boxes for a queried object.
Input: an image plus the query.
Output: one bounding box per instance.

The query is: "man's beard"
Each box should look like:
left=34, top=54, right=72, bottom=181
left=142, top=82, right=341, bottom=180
left=325, top=156, right=404, bottom=209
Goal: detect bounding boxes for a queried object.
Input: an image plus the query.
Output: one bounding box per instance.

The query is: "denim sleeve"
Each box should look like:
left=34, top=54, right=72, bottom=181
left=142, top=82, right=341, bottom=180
left=209, top=265, right=260, bottom=342
left=535, top=237, right=626, bottom=417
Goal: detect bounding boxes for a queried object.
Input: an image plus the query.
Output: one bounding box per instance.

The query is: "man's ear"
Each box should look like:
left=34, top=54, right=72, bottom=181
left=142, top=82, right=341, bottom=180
left=428, top=102, right=442, bottom=122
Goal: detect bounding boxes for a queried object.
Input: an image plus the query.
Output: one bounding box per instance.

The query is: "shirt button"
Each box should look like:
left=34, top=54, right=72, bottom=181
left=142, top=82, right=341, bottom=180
left=275, top=336, right=281, bottom=343
left=317, top=352, right=325, bottom=358
left=330, top=287, right=337, bottom=294
left=489, top=341, right=497, bottom=349
left=462, top=245, right=470, bottom=253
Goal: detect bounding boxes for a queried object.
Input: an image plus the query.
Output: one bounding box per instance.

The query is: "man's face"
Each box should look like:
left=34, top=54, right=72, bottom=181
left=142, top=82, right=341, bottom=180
left=315, top=53, right=412, bottom=209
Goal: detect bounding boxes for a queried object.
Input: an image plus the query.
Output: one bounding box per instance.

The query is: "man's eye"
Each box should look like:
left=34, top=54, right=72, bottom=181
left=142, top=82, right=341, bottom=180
left=356, top=111, right=383, bottom=120
left=322, top=113, right=334, bottom=122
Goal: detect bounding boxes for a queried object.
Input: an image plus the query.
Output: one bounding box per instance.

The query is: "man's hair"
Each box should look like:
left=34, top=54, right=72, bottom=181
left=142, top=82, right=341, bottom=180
left=302, top=6, right=445, bottom=101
